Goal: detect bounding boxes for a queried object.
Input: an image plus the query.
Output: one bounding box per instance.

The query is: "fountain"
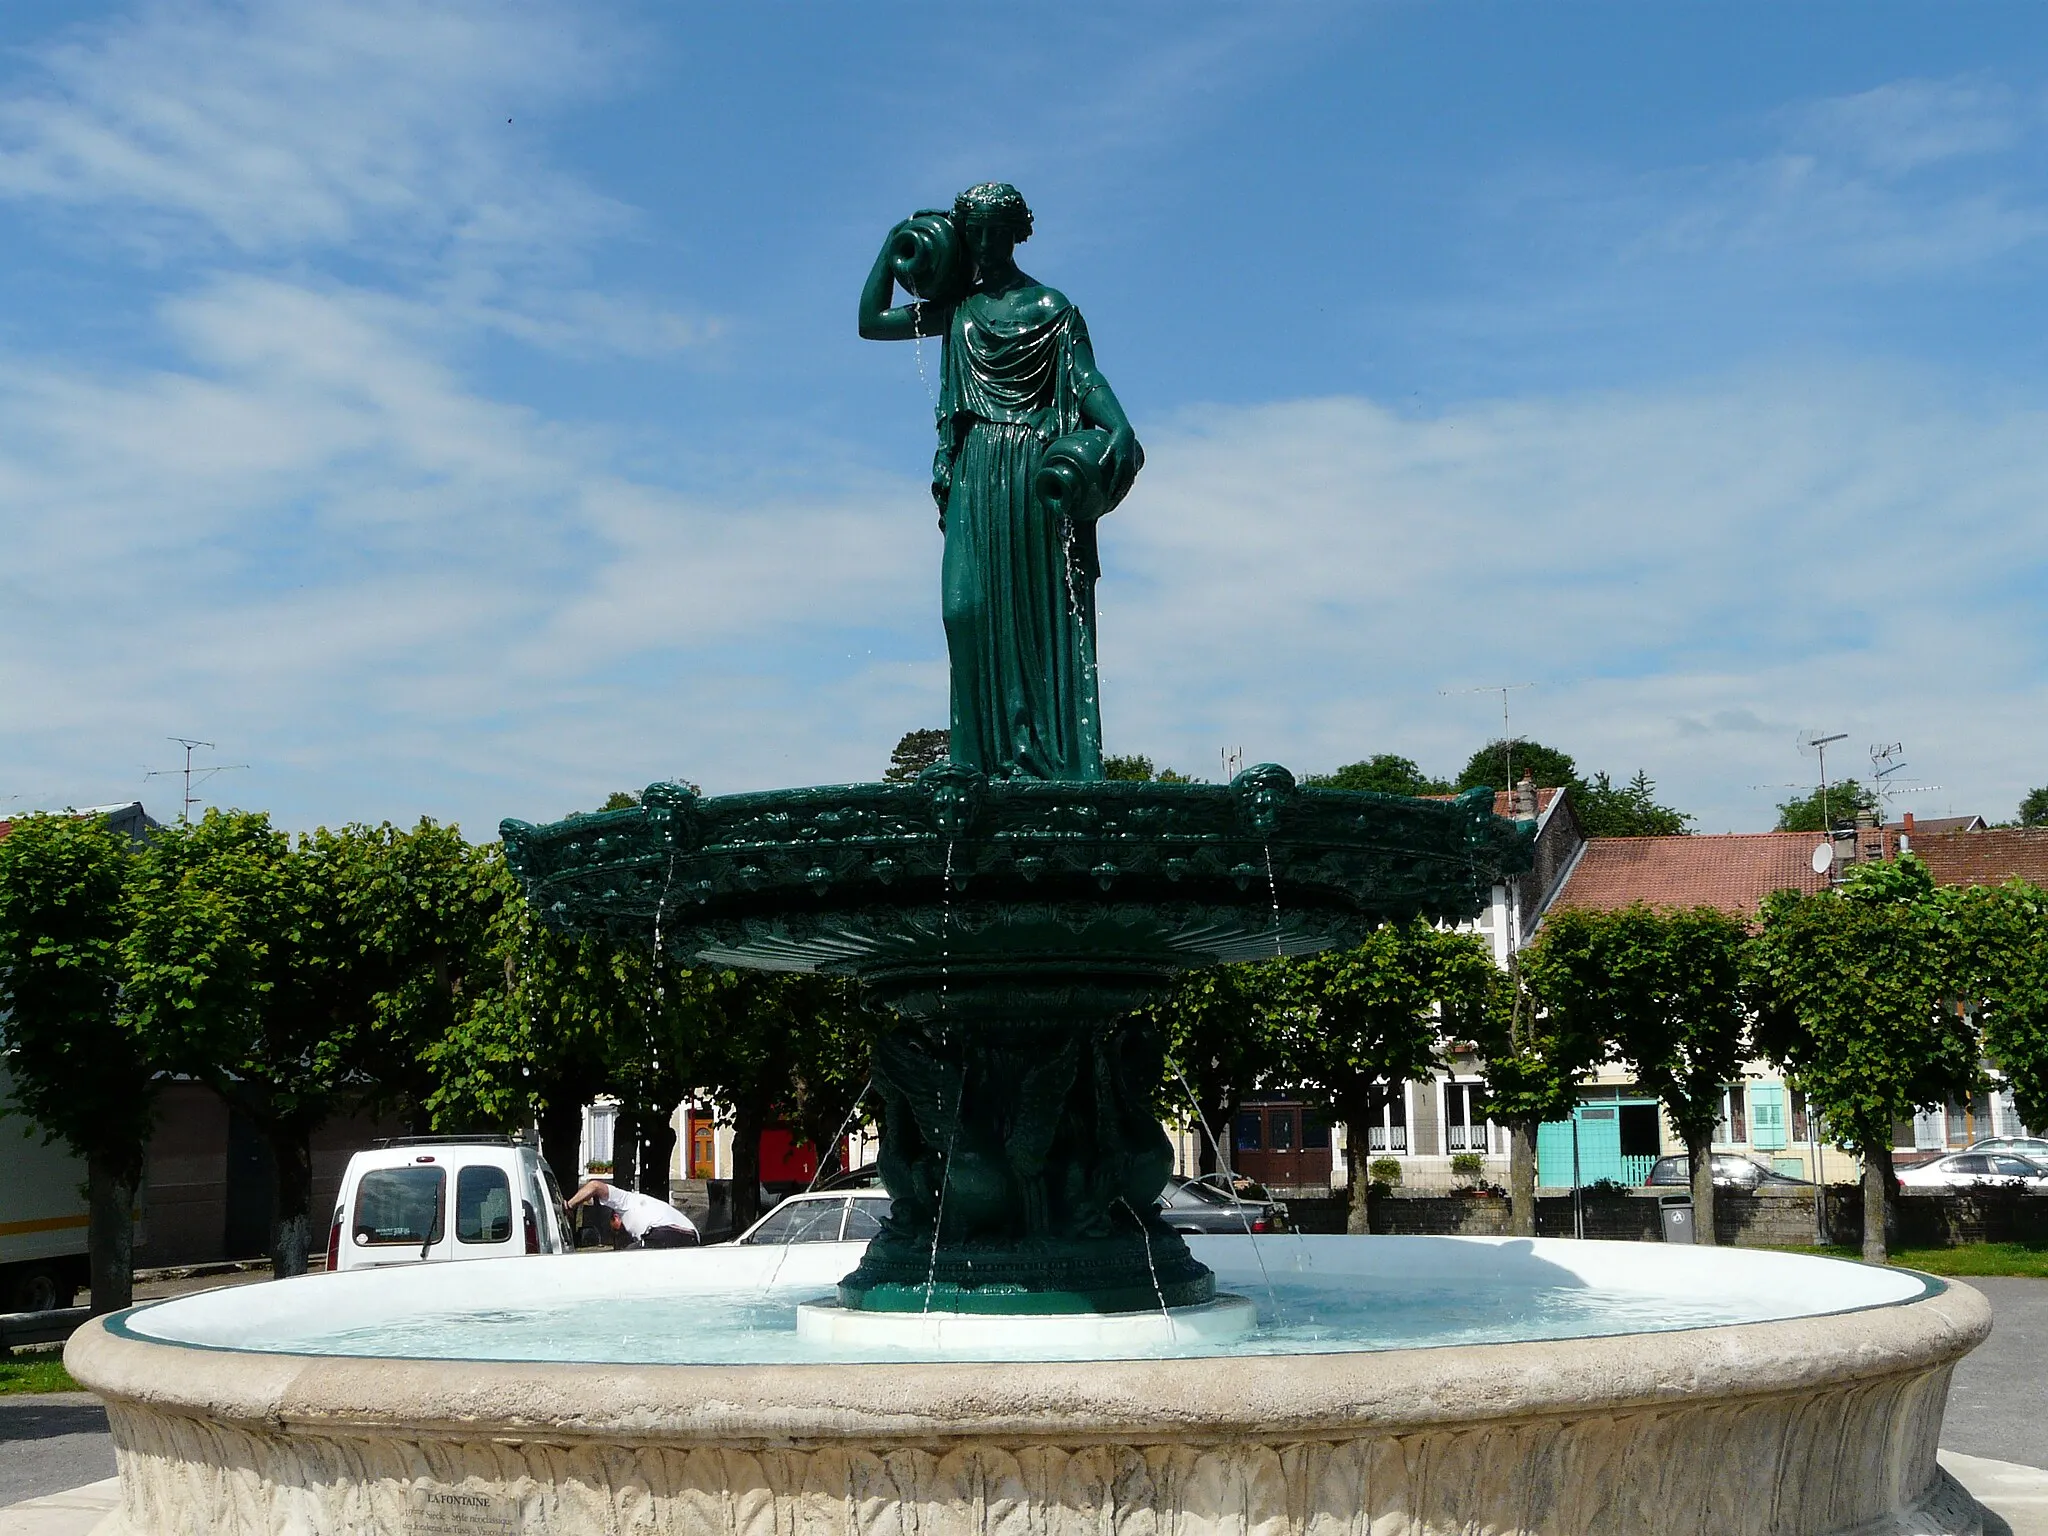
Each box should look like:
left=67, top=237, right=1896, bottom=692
left=68, top=185, right=1991, bottom=1535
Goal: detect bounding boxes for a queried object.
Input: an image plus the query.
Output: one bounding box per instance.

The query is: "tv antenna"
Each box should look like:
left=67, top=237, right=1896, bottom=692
left=1865, top=741, right=1943, bottom=815
left=1219, top=746, right=1244, bottom=783
left=145, top=738, right=248, bottom=823
left=1440, top=682, right=1534, bottom=786
left=1794, top=730, right=1848, bottom=828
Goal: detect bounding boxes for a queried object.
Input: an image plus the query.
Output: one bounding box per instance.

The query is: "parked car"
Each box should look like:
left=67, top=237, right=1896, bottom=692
left=1966, top=1137, right=2048, bottom=1163
left=327, top=1136, right=571, bottom=1272
left=732, top=1190, right=893, bottom=1244
left=1644, top=1154, right=1813, bottom=1191
left=1896, top=1151, right=2048, bottom=1193
left=1156, top=1178, right=1288, bottom=1234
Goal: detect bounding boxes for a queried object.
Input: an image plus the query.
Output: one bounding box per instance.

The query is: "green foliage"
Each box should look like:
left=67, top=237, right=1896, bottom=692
left=1750, top=855, right=1980, bottom=1161
left=884, top=729, right=950, bottom=781
left=1945, top=879, right=2048, bottom=1135
left=1103, top=754, right=1194, bottom=783
left=1449, top=1152, right=1486, bottom=1180
left=1368, top=1156, right=1402, bottom=1185
left=1574, top=771, right=1694, bottom=838
left=1470, top=955, right=1603, bottom=1129
left=1455, top=739, right=1579, bottom=793
left=1269, top=921, right=1496, bottom=1122
left=1142, top=962, right=1286, bottom=1139
left=1303, top=755, right=1451, bottom=797
left=2021, top=787, right=2048, bottom=828
left=1525, top=904, right=1749, bottom=1147
left=599, top=791, right=641, bottom=811
left=1773, top=778, right=1880, bottom=833
left=0, top=813, right=156, bottom=1187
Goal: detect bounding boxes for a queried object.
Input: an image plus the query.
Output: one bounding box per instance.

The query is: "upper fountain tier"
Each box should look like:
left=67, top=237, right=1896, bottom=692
left=499, top=763, right=1534, bottom=1015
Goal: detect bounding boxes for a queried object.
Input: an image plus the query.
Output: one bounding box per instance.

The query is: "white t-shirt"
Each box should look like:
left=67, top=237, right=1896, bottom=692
left=597, top=1185, right=696, bottom=1240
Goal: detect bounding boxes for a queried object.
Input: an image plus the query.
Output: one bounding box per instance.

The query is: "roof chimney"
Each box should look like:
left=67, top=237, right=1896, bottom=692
left=1513, top=772, right=1538, bottom=823
left=1903, top=811, right=1915, bottom=834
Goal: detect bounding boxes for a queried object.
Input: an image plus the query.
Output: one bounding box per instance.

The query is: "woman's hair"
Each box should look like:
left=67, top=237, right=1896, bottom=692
left=953, top=182, right=1032, bottom=244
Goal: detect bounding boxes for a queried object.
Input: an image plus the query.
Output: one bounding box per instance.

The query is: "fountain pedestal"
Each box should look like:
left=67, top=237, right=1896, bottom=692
left=502, top=765, right=1533, bottom=1315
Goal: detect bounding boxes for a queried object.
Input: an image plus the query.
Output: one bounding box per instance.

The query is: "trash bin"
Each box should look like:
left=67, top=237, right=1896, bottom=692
left=1659, top=1193, right=1695, bottom=1245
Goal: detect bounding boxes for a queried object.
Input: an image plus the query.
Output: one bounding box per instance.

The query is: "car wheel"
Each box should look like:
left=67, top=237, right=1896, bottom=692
left=8, top=1266, right=66, bottom=1313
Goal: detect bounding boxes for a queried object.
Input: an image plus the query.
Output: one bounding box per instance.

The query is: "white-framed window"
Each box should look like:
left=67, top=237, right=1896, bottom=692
left=1366, top=1083, right=1408, bottom=1154
left=1711, top=1084, right=1747, bottom=1147
left=1443, top=1079, right=1490, bottom=1153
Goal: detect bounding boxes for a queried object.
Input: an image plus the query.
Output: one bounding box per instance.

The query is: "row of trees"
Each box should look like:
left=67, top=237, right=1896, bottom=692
left=6, top=801, right=2044, bottom=1313
left=0, top=808, right=865, bottom=1312
left=1147, top=858, right=2048, bottom=1264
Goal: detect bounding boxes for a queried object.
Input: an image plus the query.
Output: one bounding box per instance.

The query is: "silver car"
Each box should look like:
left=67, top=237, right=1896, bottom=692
left=1896, top=1151, right=2048, bottom=1193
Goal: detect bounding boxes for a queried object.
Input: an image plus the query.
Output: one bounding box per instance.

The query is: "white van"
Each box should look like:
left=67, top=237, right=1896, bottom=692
left=0, top=1063, right=92, bottom=1310
left=327, top=1136, right=571, bottom=1273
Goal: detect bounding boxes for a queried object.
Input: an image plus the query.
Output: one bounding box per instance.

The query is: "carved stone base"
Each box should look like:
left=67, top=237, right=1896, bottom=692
left=69, top=1268, right=1998, bottom=1536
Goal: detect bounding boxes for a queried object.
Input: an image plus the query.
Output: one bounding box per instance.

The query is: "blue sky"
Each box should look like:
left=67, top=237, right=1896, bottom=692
left=2, top=1, right=2046, bottom=836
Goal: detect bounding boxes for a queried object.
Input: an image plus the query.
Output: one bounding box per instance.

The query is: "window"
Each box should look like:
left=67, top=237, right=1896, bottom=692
left=741, top=1198, right=847, bottom=1245
left=1303, top=1112, right=1331, bottom=1150
left=1790, top=1088, right=1810, bottom=1144
left=842, top=1198, right=890, bottom=1240
left=1367, top=1085, right=1407, bottom=1153
left=352, top=1167, right=444, bottom=1247
left=1714, top=1085, right=1747, bottom=1146
left=1991, top=1157, right=2040, bottom=1179
left=1950, top=1155, right=1990, bottom=1175
left=1270, top=1110, right=1296, bottom=1152
left=455, top=1166, right=512, bottom=1244
left=1234, top=1112, right=1263, bottom=1153
left=1444, top=1082, right=1489, bottom=1152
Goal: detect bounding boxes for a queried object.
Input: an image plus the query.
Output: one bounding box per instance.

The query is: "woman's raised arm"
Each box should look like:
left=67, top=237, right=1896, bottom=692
left=859, top=223, right=939, bottom=341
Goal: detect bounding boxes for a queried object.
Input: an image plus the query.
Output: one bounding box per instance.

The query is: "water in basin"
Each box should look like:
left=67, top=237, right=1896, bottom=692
left=123, top=1235, right=1934, bottom=1366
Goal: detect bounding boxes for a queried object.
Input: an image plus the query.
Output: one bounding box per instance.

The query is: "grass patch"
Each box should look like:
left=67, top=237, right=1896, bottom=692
left=0, top=1352, right=83, bottom=1394
left=1767, top=1241, right=2048, bottom=1277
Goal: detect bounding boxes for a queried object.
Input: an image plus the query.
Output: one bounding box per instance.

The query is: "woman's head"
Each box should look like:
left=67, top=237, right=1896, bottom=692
left=953, top=182, right=1033, bottom=249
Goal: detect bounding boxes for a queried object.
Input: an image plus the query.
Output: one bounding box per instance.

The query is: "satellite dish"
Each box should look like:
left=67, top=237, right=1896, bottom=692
left=1811, top=843, right=1834, bottom=875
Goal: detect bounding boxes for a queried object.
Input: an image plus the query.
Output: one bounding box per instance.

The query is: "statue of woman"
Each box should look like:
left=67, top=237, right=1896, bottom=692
left=860, top=183, right=1142, bottom=782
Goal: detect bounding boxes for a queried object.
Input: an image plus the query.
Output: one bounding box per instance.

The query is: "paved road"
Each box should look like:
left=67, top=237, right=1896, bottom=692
left=0, top=1396, right=111, bottom=1508
left=1945, top=1276, right=2048, bottom=1470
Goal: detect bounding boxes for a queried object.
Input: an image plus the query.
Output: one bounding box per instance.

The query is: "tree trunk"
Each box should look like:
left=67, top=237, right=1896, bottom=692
left=269, top=1127, right=314, bottom=1278
left=612, top=1099, right=641, bottom=1193
left=1862, top=1144, right=1896, bottom=1264
left=85, top=1152, right=135, bottom=1316
left=730, top=1096, right=766, bottom=1230
left=641, top=1100, right=678, bottom=1204
left=1343, top=1115, right=1373, bottom=1233
left=539, top=1093, right=585, bottom=1191
left=1687, top=1127, right=1717, bottom=1246
left=1507, top=1121, right=1538, bottom=1237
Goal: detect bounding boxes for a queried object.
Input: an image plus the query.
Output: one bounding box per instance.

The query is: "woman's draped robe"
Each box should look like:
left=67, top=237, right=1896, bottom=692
left=934, top=294, right=1107, bottom=781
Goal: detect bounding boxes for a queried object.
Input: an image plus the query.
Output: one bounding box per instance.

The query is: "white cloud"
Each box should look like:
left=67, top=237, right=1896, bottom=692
left=1638, top=76, right=2048, bottom=276
left=0, top=0, right=616, bottom=259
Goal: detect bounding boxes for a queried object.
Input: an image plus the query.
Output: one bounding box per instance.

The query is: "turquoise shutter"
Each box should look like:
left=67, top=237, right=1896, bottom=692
left=1750, top=1084, right=1788, bottom=1150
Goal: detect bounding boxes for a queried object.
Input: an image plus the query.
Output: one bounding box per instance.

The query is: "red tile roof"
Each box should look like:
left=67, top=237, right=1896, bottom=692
left=1548, top=832, right=1830, bottom=918
left=1910, top=828, right=2048, bottom=890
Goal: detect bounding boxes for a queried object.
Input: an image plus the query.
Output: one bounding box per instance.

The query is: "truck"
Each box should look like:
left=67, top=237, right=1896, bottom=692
left=0, top=1064, right=91, bottom=1311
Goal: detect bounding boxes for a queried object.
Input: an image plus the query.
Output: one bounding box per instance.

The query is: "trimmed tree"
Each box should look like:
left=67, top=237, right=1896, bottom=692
left=1946, top=879, right=2048, bottom=1136
left=1139, top=961, right=1285, bottom=1176
left=1302, top=755, right=1451, bottom=797
left=1271, top=922, right=1497, bottom=1232
left=1523, top=904, right=1749, bottom=1244
left=124, top=811, right=374, bottom=1277
left=1751, top=856, right=1980, bottom=1263
left=0, top=812, right=156, bottom=1313
left=1471, top=954, right=1606, bottom=1236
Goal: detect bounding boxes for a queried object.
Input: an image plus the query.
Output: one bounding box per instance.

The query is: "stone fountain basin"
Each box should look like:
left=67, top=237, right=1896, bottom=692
left=69, top=1236, right=1989, bottom=1535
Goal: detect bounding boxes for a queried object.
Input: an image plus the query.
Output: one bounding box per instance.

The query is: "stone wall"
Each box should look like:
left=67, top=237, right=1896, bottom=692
left=1318, top=1188, right=2048, bottom=1248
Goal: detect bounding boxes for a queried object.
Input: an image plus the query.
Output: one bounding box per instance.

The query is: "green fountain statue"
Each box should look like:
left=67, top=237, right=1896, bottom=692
left=859, top=181, right=1139, bottom=782
left=502, top=185, right=1534, bottom=1320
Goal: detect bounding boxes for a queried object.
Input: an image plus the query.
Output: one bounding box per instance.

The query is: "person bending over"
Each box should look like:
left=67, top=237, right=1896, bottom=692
left=567, top=1178, right=700, bottom=1249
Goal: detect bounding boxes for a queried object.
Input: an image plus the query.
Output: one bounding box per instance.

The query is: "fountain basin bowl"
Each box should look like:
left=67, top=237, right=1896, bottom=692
left=69, top=1236, right=1991, bottom=1536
